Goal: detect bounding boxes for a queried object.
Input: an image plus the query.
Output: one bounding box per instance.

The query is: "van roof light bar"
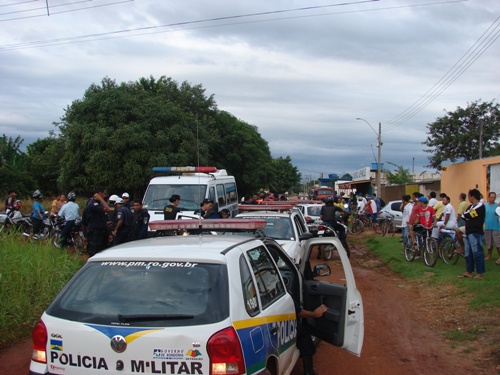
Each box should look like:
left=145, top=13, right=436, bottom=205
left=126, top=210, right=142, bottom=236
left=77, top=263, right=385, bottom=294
left=149, top=219, right=267, bottom=231
left=152, top=166, right=218, bottom=173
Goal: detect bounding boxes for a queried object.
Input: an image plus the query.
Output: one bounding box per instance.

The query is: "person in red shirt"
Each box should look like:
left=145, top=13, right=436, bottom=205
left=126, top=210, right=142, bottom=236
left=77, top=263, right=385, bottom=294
left=416, top=196, right=436, bottom=228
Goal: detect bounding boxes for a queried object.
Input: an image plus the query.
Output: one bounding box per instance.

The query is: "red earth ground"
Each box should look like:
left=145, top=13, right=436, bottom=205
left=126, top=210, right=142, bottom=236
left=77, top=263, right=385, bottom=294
left=2, top=238, right=498, bottom=375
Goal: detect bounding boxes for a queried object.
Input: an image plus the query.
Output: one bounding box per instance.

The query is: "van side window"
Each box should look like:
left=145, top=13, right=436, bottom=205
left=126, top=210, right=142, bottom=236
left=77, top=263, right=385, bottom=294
left=208, top=187, right=216, bottom=203
left=225, top=182, right=237, bottom=204
left=216, top=184, right=226, bottom=207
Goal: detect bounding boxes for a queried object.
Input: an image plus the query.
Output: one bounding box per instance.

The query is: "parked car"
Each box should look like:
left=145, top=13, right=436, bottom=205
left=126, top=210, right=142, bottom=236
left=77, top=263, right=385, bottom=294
left=29, top=220, right=364, bottom=375
left=295, top=203, right=324, bottom=224
left=378, top=200, right=403, bottom=228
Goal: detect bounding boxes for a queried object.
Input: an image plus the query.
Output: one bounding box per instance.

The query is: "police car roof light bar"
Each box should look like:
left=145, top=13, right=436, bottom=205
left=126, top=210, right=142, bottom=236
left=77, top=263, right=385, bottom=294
left=237, top=204, right=295, bottom=211
left=152, top=166, right=218, bottom=173
left=149, top=219, right=267, bottom=231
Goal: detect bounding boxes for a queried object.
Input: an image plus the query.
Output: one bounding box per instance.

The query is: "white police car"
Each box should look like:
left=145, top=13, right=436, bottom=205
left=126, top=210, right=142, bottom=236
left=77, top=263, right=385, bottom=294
left=236, top=205, right=314, bottom=264
left=29, top=220, right=363, bottom=375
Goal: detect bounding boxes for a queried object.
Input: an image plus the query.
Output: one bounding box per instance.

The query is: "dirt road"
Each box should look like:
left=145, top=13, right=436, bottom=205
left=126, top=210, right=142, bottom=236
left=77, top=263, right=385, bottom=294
left=2, top=242, right=495, bottom=375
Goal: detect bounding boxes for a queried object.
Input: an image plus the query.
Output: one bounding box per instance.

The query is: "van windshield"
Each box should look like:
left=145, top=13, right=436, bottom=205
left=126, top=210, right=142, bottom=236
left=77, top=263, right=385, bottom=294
left=143, top=184, right=207, bottom=211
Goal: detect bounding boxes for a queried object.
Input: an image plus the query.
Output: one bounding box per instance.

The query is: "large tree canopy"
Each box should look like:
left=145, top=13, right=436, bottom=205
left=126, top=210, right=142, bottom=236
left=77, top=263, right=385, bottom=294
left=56, top=75, right=275, bottom=197
left=424, top=100, right=500, bottom=170
left=269, top=156, right=302, bottom=193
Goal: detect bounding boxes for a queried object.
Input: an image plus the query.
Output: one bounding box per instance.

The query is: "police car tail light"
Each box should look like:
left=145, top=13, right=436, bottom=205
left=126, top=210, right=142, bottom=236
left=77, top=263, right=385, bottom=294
left=207, top=327, right=245, bottom=375
left=31, top=319, right=47, bottom=363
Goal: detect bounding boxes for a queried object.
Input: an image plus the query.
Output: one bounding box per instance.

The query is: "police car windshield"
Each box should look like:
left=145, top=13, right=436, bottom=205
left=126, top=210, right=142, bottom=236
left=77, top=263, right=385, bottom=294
left=46, top=261, right=229, bottom=327
left=142, top=184, right=208, bottom=211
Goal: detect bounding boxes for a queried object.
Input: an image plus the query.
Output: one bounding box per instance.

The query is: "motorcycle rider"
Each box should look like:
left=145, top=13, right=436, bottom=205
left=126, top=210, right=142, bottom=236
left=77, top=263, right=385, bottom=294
left=320, top=196, right=348, bottom=255
left=58, top=191, right=80, bottom=249
left=31, top=190, right=45, bottom=239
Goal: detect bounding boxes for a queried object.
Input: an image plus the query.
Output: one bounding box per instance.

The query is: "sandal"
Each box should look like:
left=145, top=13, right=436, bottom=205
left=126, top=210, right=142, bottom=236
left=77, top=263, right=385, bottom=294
left=457, top=273, right=472, bottom=279
left=474, top=274, right=483, bottom=280
left=496, top=260, right=500, bottom=266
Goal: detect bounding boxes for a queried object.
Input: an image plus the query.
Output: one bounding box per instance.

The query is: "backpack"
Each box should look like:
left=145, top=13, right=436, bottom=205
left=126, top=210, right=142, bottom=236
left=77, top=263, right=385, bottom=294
left=379, top=198, right=386, bottom=208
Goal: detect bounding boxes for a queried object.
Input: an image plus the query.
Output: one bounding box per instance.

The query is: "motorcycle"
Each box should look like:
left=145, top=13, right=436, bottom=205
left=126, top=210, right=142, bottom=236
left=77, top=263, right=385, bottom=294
left=308, top=220, right=350, bottom=260
left=52, top=216, right=86, bottom=254
left=0, top=207, right=32, bottom=239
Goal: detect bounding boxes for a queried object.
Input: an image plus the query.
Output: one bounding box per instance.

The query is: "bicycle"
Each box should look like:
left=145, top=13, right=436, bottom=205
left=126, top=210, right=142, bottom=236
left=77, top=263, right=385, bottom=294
left=404, top=224, right=438, bottom=267
left=359, top=212, right=382, bottom=235
left=347, top=212, right=364, bottom=235
left=438, top=228, right=462, bottom=265
left=377, top=212, right=396, bottom=237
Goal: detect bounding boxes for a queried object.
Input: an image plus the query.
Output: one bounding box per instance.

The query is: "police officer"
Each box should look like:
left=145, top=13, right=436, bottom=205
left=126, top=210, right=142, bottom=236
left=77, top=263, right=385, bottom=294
left=85, top=187, right=110, bottom=257
left=112, top=197, right=132, bottom=245
left=164, top=194, right=181, bottom=220
left=132, top=200, right=150, bottom=240
left=122, top=192, right=133, bottom=210
left=319, top=196, right=348, bottom=256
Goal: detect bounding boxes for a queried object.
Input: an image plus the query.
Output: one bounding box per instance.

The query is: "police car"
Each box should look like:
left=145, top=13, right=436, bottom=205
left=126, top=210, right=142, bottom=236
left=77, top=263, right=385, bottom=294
left=29, top=220, right=363, bottom=375
left=235, top=205, right=314, bottom=264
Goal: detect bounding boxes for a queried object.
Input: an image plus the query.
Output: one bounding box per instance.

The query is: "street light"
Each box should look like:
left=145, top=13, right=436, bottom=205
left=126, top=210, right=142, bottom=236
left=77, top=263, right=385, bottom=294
left=356, top=117, right=382, bottom=196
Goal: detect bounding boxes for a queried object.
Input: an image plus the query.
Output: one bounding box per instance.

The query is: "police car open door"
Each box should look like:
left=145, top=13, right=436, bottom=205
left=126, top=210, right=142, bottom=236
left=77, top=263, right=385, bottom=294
left=301, top=236, right=364, bottom=356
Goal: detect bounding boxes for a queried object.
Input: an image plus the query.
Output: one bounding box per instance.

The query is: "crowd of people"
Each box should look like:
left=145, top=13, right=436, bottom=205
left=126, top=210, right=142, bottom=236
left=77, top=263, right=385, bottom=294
left=399, top=189, right=500, bottom=280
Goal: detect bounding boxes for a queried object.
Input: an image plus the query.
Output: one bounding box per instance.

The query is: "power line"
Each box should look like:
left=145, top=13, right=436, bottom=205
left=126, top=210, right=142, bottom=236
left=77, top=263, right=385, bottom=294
left=383, top=14, right=500, bottom=132
left=0, top=0, right=465, bottom=51
left=0, top=0, right=134, bottom=22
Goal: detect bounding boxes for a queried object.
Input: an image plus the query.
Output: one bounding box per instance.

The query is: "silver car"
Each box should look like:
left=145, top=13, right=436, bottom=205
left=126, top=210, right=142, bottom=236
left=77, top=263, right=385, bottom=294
left=377, top=200, right=403, bottom=228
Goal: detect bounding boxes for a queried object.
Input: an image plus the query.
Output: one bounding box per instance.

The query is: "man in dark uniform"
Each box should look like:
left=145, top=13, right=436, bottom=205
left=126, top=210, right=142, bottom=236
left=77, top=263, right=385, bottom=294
left=85, top=187, right=110, bottom=257
left=122, top=192, right=133, bottom=210
left=112, top=197, right=132, bottom=245
left=319, top=196, right=348, bottom=257
left=164, top=194, right=181, bottom=220
left=132, top=200, right=150, bottom=240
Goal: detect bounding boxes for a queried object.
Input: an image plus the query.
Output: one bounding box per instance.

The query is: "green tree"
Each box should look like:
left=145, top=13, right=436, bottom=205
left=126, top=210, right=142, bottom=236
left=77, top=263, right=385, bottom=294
left=268, top=156, right=301, bottom=193
left=57, top=76, right=276, bottom=197
left=384, top=162, right=413, bottom=184
left=209, top=111, right=273, bottom=195
left=0, top=135, right=35, bottom=196
left=25, top=133, right=65, bottom=195
left=424, top=100, right=500, bottom=170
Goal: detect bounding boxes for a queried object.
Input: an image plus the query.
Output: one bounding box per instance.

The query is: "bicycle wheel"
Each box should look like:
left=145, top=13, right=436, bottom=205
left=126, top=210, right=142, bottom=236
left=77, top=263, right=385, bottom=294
left=424, top=237, right=439, bottom=267
left=440, top=236, right=459, bottom=265
left=349, top=219, right=364, bottom=235
left=388, top=221, right=396, bottom=236
left=373, top=220, right=383, bottom=235
left=404, top=235, right=416, bottom=262
left=377, top=220, right=389, bottom=237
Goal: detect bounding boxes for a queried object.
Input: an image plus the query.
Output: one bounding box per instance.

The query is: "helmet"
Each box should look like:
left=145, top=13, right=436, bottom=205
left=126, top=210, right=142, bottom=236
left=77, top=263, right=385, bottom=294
left=32, top=189, right=43, bottom=199
left=109, top=194, right=120, bottom=203
left=67, top=191, right=76, bottom=201
left=13, top=200, right=22, bottom=210
left=115, top=197, right=124, bottom=204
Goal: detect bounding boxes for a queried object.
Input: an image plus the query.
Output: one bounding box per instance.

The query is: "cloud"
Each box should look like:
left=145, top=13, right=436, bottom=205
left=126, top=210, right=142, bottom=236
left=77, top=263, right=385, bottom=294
left=0, top=0, right=498, bottom=180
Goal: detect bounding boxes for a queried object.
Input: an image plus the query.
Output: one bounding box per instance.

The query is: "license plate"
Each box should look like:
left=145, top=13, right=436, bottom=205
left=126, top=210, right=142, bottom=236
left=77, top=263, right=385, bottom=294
left=317, top=230, right=325, bottom=235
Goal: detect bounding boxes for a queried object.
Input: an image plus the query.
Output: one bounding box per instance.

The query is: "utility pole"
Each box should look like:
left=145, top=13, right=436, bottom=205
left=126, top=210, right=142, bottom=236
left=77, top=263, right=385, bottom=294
left=356, top=118, right=382, bottom=196
left=376, top=122, right=382, bottom=196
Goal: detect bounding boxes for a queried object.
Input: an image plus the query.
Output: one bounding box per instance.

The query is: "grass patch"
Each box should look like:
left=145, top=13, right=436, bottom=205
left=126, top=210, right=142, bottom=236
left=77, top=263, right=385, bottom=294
left=0, top=236, right=84, bottom=349
left=443, top=326, right=487, bottom=342
left=365, top=236, right=500, bottom=309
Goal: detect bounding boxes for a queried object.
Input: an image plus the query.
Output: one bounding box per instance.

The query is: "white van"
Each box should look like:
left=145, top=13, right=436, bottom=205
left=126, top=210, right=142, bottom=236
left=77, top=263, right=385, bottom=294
left=142, top=166, right=238, bottom=223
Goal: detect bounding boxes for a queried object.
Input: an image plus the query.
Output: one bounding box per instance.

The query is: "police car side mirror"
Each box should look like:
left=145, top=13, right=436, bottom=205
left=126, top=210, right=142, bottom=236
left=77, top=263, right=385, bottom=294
left=312, top=264, right=331, bottom=277
left=300, top=232, right=313, bottom=241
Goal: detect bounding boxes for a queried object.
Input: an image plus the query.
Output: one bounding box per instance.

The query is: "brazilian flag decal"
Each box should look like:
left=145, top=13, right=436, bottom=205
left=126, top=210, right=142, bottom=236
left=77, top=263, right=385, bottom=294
left=50, top=339, right=63, bottom=351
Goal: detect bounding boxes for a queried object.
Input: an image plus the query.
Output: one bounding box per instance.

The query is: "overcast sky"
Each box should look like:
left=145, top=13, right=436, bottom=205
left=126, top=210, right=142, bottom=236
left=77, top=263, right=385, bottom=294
left=1, top=0, right=499, bottom=181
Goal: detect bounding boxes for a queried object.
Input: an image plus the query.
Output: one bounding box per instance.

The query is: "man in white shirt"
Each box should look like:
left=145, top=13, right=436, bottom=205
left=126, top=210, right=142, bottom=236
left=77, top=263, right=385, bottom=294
left=401, top=195, right=413, bottom=243
left=58, top=191, right=80, bottom=249
left=432, top=195, right=457, bottom=239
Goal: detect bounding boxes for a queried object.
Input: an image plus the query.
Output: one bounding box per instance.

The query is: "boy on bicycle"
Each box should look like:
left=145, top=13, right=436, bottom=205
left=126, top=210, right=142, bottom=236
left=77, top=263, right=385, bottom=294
left=410, top=196, right=436, bottom=248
